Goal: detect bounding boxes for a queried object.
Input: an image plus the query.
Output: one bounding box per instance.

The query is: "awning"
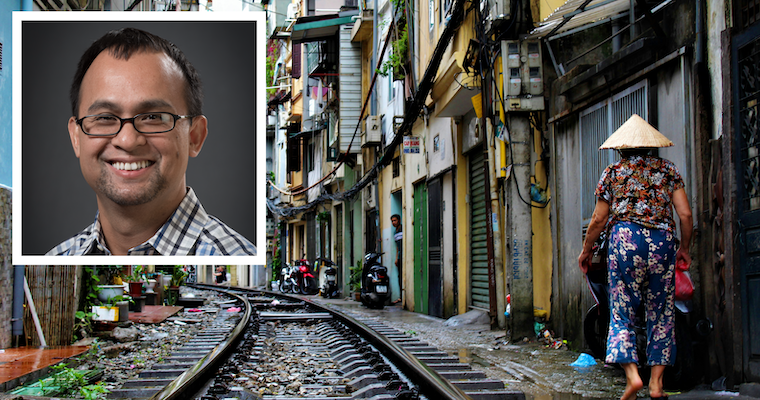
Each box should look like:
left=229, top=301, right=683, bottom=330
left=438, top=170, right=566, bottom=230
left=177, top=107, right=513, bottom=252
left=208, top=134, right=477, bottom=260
left=291, top=14, right=356, bottom=44
left=268, top=90, right=291, bottom=107
left=529, top=0, right=630, bottom=39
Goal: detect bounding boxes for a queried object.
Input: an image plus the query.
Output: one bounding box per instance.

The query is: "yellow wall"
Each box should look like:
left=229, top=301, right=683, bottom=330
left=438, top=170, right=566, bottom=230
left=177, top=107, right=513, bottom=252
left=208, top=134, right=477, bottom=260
left=532, top=126, right=553, bottom=319
left=455, top=120, right=470, bottom=314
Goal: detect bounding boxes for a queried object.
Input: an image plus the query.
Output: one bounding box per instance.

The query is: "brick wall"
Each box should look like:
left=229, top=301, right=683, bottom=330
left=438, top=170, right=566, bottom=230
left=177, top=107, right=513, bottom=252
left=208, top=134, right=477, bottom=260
left=0, top=187, right=12, bottom=349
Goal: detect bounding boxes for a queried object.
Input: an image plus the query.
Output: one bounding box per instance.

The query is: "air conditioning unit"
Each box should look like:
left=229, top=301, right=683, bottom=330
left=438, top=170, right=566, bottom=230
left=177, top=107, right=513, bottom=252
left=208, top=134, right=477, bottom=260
left=362, top=115, right=381, bottom=147
left=485, top=0, right=511, bottom=33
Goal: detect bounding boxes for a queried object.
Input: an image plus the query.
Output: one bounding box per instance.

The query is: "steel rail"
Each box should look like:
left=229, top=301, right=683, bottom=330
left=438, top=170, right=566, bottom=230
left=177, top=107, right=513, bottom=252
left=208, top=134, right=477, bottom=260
left=148, top=285, right=252, bottom=400
left=195, top=285, right=474, bottom=400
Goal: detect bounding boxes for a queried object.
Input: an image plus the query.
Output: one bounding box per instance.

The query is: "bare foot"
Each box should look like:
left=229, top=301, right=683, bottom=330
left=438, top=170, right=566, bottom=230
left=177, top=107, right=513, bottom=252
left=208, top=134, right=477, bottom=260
left=648, top=365, right=667, bottom=398
left=620, top=363, right=643, bottom=400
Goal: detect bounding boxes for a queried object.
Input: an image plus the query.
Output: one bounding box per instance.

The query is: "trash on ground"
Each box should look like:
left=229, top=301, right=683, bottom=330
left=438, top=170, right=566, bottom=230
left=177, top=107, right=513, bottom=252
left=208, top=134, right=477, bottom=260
left=570, top=353, right=597, bottom=368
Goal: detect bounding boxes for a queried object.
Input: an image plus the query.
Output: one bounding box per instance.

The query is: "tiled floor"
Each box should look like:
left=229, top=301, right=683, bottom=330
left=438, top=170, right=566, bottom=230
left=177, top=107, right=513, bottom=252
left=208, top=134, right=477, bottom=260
left=0, top=346, right=90, bottom=386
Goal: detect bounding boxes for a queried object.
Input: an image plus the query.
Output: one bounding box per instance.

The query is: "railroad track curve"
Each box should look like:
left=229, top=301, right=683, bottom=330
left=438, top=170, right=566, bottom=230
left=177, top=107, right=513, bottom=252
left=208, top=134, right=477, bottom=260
left=104, top=284, right=523, bottom=400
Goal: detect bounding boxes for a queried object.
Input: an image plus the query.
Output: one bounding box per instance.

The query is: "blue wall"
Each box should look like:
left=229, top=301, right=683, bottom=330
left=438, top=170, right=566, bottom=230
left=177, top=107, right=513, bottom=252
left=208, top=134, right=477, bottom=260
left=0, top=2, right=21, bottom=188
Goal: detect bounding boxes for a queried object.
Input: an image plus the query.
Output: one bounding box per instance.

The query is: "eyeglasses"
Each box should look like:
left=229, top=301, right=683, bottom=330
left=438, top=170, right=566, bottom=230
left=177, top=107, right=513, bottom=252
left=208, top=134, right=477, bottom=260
left=76, top=112, right=195, bottom=137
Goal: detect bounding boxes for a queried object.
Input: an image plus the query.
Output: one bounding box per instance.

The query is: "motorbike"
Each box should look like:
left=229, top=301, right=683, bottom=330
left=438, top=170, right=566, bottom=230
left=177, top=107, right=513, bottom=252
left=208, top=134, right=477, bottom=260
left=360, top=252, right=389, bottom=309
left=583, top=267, right=699, bottom=389
left=294, top=258, right=319, bottom=295
left=278, top=263, right=297, bottom=293
left=317, top=257, right=341, bottom=299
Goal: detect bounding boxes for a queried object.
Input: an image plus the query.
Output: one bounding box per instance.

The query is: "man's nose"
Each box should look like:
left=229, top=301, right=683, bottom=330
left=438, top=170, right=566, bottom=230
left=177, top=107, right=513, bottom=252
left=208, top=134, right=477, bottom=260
left=111, top=120, right=147, bottom=150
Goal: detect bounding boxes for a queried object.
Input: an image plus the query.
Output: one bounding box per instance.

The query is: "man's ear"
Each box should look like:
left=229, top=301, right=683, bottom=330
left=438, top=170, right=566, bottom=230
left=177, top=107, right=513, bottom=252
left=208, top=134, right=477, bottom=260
left=188, top=115, right=208, bottom=158
left=68, top=117, right=81, bottom=158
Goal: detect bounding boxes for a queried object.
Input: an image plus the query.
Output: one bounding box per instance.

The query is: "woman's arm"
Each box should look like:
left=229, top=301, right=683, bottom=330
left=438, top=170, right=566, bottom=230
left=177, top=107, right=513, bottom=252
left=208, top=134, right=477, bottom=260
left=672, top=188, right=693, bottom=266
left=578, top=199, right=610, bottom=273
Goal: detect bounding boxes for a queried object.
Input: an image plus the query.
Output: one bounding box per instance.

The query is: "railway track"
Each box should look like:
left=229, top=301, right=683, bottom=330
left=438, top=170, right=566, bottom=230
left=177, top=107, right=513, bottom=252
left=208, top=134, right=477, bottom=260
left=105, top=285, right=524, bottom=400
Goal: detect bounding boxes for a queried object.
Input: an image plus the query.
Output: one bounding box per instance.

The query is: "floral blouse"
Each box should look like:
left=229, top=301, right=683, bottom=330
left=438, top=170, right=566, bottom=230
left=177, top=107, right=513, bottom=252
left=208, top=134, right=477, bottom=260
left=595, top=155, right=685, bottom=232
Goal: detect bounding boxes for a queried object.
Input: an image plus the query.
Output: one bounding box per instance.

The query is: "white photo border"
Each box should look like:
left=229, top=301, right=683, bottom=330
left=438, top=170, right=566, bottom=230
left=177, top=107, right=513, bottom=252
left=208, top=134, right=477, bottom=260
left=12, top=11, right=267, bottom=266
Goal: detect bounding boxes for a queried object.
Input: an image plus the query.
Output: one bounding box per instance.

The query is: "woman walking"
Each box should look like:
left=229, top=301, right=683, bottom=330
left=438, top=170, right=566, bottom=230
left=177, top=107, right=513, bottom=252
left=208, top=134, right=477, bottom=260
left=578, top=114, right=693, bottom=400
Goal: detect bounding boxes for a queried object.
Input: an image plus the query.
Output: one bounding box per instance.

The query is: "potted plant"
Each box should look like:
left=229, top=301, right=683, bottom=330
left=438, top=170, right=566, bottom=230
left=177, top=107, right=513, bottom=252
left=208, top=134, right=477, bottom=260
left=95, top=266, right=126, bottom=302
left=92, top=295, right=132, bottom=323
left=125, top=265, right=144, bottom=298
left=349, top=260, right=362, bottom=301
left=166, top=266, right=188, bottom=306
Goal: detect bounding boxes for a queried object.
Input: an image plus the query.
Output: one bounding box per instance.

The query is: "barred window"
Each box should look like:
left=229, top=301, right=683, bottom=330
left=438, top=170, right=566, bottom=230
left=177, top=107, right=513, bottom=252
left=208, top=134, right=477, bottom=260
left=580, top=80, right=648, bottom=223
left=739, top=0, right=760, bottom=29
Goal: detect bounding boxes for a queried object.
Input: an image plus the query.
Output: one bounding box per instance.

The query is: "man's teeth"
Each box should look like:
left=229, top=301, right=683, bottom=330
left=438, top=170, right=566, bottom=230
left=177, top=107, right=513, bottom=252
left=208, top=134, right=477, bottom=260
left=112, top=161, right=152, bottom=171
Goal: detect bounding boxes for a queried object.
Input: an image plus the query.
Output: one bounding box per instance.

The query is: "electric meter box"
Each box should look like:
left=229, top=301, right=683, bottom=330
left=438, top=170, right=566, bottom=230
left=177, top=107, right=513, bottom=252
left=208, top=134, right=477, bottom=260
left=501, top=39, right=544, bottom=111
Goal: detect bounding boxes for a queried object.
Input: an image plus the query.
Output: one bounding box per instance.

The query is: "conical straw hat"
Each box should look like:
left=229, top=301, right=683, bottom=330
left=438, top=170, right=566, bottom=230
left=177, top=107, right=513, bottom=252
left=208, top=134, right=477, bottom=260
left=599, top=114, right=674, bottom=149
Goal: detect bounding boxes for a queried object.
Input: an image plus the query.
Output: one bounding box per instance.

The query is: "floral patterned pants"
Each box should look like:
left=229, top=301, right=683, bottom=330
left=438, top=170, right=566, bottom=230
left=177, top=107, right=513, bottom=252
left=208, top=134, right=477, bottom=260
left=605, top=221, right=676, bottom=366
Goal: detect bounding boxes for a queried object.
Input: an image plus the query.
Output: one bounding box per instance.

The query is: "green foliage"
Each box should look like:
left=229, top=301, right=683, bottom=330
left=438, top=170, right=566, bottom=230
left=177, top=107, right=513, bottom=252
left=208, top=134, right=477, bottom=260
left=170, top=266, right=188, bottom=287
left=125, top=265, right=144, bottom=282
left=76, top=267, right=102, bottom=342
left=266, top=41, right=281, bottom=99
left=268, top=171, right=276, bottom=182
left=80, top=383, right=109, bottom=400
left=378, top=1, right=409, bottom=79
left=266, top=54, right=277, bottom=98
left=103, top=295, right=133, bottom=308
left=316, top=211, right=331, bottom=223
left=349, top=260, right=363, bottom=293
left=73, top=310, right=97, bottom=342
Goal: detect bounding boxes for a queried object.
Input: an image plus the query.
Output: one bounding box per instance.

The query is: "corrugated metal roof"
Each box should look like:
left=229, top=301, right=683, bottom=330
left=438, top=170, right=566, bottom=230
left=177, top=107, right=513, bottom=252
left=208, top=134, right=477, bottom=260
left=529, top=0, right=630, bottom=39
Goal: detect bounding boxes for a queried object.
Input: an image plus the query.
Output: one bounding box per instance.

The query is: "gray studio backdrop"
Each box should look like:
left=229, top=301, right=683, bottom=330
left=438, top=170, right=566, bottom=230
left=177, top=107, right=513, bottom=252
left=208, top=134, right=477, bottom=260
left=21, top=20, right=258, bottom=255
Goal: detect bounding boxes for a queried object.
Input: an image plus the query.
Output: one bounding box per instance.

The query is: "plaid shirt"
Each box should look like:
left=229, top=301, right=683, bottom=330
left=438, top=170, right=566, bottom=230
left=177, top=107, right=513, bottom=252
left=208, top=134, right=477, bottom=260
left=46, top=187, right=256, bottom=256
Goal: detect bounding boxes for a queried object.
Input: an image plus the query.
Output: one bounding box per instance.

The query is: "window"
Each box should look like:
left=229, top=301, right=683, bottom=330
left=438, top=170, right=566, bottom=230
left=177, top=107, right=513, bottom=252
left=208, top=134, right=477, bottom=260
left=739, top=0, right=760, bottom=28
left=393, top=157, right=400, bottom=177
left=429, top=0, right=435, bottom=32
left=305, top=137, right=315, bottom=172
left=433, top=134, right=440, bottom=152
left=580, top=80, right=648, bottom=223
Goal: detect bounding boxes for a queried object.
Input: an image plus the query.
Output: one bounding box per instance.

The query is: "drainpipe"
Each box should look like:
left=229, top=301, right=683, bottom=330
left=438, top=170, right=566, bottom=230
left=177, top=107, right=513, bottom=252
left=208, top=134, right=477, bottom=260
left=371, top=0, right=378, bottom=116
left=629, top=0, right=636, bottom=39
left=12, top=266, right=24, bottom=346
left=612, top=18, right=622, bottom=53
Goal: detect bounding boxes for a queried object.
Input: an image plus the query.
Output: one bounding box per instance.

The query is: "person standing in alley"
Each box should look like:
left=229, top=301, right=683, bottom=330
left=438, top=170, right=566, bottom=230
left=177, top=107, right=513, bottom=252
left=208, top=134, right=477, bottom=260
left=214, top=265, right=227, bottom=285
left=391, top=214, right=403, bottom=304
left=577, top=115, right=693, bottom=400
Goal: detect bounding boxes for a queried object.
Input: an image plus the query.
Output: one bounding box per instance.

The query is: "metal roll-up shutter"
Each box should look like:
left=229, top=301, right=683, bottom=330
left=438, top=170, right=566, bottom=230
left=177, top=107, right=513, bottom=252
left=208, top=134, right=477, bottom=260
left=469, top=148, right=489, bottom=310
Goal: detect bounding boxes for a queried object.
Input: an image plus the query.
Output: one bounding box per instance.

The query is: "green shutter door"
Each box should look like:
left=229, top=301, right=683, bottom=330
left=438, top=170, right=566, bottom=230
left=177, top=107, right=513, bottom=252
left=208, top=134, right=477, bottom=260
left=469, top=149, right=490, bottom=310
left=413, top=182, right=429, bottom=314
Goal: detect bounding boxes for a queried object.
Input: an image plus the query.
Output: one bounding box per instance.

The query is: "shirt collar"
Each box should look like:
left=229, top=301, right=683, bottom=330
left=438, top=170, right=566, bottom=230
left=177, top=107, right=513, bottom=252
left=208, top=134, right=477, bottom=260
left=87, top=187, right=208, bottom=256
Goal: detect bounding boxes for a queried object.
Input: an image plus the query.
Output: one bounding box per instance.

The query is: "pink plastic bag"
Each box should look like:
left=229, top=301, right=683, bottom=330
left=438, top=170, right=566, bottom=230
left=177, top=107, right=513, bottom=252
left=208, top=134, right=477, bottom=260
left=675, top=260, right=694, bottom=301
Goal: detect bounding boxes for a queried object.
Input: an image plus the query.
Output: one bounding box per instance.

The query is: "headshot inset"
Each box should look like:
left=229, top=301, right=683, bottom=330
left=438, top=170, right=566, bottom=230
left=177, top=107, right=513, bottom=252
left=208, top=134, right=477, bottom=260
left=13, top=13, right=266, bottom=265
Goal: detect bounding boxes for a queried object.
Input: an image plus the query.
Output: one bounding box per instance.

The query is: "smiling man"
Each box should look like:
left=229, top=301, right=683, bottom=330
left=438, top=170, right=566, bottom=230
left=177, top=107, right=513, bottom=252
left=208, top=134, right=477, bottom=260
left=47, top=28, right=256, bottom=256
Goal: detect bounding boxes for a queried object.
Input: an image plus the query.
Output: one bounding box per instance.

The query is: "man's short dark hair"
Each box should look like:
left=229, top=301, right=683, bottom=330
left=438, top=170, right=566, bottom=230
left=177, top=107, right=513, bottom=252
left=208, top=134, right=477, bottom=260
left=391, top=214, right=401, bottom=221
left=70, top=27, right=203, bottom=117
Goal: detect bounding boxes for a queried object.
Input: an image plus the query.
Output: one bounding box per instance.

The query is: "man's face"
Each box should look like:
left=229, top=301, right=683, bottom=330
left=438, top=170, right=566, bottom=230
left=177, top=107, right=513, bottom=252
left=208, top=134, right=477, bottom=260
left=68, top=50, right=207, bottom=209
left=391, top=217, right=400, bottom=228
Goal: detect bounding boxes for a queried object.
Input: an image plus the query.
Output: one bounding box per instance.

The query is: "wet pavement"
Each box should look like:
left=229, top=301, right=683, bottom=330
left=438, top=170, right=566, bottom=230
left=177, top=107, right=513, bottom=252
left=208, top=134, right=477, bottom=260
left=306, top=295, right=760, bottom=400
left=0, top=346, right=91, bottom=391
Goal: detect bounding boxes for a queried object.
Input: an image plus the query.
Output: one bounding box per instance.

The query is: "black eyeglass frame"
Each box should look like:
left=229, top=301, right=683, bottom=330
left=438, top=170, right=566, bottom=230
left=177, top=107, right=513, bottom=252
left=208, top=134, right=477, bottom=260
left=75, top=112, right=197, bottom=137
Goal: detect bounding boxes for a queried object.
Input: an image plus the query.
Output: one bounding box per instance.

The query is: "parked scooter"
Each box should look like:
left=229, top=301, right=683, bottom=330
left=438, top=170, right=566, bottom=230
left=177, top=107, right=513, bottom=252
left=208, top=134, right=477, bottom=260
left=278, top=263, right=297, bottom=293
left=360, top=252, right=389, bottom=309
left=583, top=267, right=697, bottom=389
left=317, top=257, right=341, bottom=299
left=294, top=258, right=319, bottom=295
